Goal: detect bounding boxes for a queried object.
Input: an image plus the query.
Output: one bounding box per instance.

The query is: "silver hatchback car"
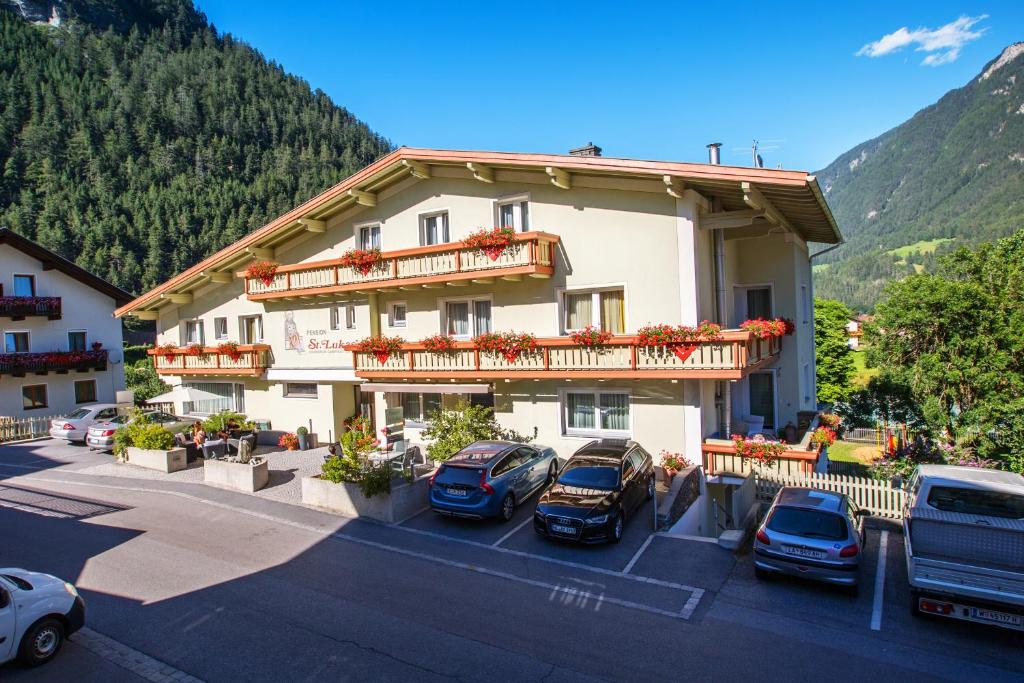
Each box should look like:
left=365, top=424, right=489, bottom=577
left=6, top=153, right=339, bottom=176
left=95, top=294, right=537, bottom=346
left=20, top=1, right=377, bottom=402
left=753, top=487, right=867, bottom=593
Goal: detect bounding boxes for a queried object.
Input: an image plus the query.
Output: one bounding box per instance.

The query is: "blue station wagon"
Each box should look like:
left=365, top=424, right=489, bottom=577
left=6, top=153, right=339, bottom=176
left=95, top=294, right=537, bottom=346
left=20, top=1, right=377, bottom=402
left=429, top=441, right=559, bottom=521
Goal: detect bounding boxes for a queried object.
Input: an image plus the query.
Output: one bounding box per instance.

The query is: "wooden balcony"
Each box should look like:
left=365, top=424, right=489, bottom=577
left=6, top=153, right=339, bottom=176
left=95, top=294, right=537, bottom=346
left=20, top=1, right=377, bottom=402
left=0, top=350, right=107, bottom=378
left=240, top=232, right=559, bottom=301
left=0, top=296, right=61, bottom=320
left=349, top=331, right=780, bottom=380
left=148, top=344, right=272, bottom=376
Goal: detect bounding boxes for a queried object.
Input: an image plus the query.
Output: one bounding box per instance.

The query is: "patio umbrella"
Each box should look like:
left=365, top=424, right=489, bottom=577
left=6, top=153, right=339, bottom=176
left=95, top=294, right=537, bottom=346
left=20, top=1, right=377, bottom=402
left=145, top=386, right=223, bottom=405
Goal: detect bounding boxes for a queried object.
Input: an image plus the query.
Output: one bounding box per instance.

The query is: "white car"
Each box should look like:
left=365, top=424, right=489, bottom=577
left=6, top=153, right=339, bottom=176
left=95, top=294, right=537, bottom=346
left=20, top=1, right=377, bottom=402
left=49, top=404, right=119, bottom=443
left=86, top=411, right=192, bottom=452
left=0, top=568, right=85, bottom=667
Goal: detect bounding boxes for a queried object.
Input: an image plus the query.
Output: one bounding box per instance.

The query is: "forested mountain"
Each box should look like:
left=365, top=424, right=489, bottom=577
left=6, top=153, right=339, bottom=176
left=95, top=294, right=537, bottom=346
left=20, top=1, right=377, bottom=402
left=0, top=0, right=391, bottom=294
left=814, top=43, right=1024, bottom=311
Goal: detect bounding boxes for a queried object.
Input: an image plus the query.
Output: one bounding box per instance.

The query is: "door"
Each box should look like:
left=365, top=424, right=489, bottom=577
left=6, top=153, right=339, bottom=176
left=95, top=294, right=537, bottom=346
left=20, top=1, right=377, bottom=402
left=516, top=447, right=544, bottom=490
left=748, top=372, right=777, bottom=430
left=0, top=582, right=15, bottom=662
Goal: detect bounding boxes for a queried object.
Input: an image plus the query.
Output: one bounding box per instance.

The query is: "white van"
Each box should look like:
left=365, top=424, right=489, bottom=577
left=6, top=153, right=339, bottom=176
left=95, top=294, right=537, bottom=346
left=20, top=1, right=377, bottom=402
left=0, top=569, right=85, bottom=667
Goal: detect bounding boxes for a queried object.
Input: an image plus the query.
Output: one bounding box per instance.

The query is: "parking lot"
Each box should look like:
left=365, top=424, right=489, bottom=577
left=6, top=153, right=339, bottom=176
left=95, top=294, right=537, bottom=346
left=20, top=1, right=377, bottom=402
left=2, top=437, right=1023, bottom=680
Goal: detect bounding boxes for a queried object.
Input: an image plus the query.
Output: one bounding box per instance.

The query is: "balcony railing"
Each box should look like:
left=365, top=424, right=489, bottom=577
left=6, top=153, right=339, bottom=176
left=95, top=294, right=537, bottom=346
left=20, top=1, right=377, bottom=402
left=348, top=331, right=780, bottom=380
left=0, top=296, right=61, bottom=320
left=0, top=350, right=107, bottom=377
left=240, top=232, right=559, bottom=300
left=148, top=345, right=272, bottom=376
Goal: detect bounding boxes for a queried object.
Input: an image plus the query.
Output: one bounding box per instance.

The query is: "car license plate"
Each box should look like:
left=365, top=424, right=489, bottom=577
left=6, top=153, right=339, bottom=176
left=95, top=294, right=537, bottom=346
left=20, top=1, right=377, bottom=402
left=445, top=487, right=467, bottom=497
left=784, top=546, right=826, bottom=560
left=550, top=523, right=576, bottom=535
left=970, top=607, right=1023, bottom=628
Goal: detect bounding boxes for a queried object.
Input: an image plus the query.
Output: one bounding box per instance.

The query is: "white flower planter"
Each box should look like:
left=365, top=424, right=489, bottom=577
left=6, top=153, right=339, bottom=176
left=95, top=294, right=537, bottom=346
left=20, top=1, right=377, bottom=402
left=301, top=474, right=429, bottom=523
left=126, top=446, right=187, bottom=473
left=204, top=457, right=269, bottom=492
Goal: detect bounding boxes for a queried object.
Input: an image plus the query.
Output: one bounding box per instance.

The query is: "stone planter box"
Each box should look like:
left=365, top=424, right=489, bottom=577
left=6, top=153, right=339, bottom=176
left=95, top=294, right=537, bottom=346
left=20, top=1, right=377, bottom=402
left=301, top=473, right=429, bottom=523
left=204, top=457, right=269, bottom=492
left=126, top=446, right=187, bottom=473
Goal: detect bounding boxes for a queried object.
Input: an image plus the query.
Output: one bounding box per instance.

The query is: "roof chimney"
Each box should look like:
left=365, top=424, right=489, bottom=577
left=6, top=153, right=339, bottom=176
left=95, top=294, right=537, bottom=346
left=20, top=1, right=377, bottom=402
left=569, top=142, right=602, bottom=157
left=706, top=142, right=722, bottom=165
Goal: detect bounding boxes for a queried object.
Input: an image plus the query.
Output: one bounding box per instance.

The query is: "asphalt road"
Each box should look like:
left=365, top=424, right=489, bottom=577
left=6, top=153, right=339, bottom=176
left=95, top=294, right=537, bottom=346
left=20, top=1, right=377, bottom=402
left=1, top=440, right=1022, bottom=682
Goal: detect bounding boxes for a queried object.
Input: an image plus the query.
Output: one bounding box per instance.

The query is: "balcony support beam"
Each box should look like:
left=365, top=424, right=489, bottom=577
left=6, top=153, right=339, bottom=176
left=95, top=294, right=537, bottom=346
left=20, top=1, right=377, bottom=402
left=545, top=166, right=571, bottom=190
left=163, top=293, right=192, bottom=305
left=299, top=218, right=326, bottom=233
left=203, top=271, right=233, bottom=284
left=348, top=189, right=377, bottom=206
left=401, top=159, right=431, bottom=179
left=741, top=182, right=795, bottom=234
left=134, top=310, right=160, bottom=321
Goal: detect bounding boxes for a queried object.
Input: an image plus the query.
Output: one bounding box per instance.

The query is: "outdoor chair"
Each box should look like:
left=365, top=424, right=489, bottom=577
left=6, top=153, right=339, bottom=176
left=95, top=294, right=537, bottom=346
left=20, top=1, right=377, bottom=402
left=742, top=415, right=765, bottom=437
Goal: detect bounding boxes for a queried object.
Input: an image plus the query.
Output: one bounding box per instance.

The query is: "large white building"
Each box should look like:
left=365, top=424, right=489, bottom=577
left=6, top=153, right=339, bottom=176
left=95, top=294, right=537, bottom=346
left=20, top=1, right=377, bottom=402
left=0, top=229, right=131, bottom=417
left=116, top=147, right=841, bottom=468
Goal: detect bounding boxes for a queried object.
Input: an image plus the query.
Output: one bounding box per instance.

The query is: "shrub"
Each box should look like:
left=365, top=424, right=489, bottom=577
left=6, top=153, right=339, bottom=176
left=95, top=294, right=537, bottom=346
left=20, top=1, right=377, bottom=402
left=421, top=401, right=534, bottom=463
left=202, top=410, right=250, bottom=434
left=319, top=417, right=390, bottom=497
left=112, top=411, right=176, bottom=458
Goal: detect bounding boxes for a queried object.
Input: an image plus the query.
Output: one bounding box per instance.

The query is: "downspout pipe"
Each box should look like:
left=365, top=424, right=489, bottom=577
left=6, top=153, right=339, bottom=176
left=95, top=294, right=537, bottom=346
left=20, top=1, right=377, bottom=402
left=714, top=226, right=731, bottom=437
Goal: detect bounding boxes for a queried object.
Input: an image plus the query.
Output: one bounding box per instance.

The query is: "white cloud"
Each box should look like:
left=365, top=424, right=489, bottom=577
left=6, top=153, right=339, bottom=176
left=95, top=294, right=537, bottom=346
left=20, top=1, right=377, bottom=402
left=856, top=15, right=988, bottom=66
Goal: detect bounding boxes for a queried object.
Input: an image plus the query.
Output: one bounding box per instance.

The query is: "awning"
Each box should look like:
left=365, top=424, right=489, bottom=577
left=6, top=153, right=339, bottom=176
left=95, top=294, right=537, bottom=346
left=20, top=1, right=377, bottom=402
left=266, top=368, right=359, bottom=382
left=360, top=383, right=491, bottom=394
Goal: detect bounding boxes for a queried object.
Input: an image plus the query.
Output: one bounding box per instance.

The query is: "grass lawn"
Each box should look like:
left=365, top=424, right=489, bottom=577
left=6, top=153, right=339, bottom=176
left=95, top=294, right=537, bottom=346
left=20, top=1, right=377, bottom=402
left=887, top=238, right=954, bottom=258
left=827, top=441, right=861, bottom=463
left=850, top=349, right=878, bottom=388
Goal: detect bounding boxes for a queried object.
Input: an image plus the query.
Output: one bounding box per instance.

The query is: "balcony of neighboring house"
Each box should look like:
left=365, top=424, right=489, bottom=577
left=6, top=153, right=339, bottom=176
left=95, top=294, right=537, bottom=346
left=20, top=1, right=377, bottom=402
left=0, top=296, right=62, bottom=320
left=149, top=344, right=272, bottom=377
left=701, top=411, right=828, bottom=477
left=348, top=331, right=780, bottom=380
left=0, top=350, right=107, bottom=378
left=239, top=232, right=560, bottom=301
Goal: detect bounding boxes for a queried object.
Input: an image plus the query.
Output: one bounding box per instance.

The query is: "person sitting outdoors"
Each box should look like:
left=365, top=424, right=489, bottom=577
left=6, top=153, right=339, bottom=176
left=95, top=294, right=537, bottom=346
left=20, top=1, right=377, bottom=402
left=191, top=421, right=207, bottom=446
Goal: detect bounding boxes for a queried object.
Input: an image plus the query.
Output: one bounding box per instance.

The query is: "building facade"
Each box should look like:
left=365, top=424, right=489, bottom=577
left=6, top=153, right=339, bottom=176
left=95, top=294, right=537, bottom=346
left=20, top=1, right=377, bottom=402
left=0, top=229, right=132, bottom=417
left=117, top=148, right=840, bottom=463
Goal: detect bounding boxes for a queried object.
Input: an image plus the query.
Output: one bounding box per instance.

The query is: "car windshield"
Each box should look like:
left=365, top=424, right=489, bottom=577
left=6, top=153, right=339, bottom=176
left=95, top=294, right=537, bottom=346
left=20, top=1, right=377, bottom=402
left=927, top=486, right=1024, bottom=519
left=767, top=507, right=847, bottom=540
left=66, top=408, right=91, bottom=419
left=108, top=415, right=129, bottom=426
left=558, top=465, right=619, bottom=490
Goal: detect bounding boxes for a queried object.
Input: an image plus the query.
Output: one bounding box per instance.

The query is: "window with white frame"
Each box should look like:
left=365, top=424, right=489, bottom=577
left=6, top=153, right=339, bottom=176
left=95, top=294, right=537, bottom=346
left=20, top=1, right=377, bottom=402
left=387, top=301, right=407, bottom=328
left=496, top=196, right=530, bottom=232
left=184, top=320, right=204, bottom=346
left=284, top=382, right=318, bottom=398
left=68, top=330, right=87, bottom=351
left=359, top=224, right=381, bottom=250
left=239, top=315, right=263, bottom=344
left=4, top=331, right=29, bottom=353
left=214, top=317, right=228, bottom=340
left=561, top=389, right=631, bottom=437
left=561, top=287, right=625, bottom=334
left=385, top=392, right=449, bottom=425
left=442, top=297, right=491, bottom=338
left=420, top=211, right=449, bottom=246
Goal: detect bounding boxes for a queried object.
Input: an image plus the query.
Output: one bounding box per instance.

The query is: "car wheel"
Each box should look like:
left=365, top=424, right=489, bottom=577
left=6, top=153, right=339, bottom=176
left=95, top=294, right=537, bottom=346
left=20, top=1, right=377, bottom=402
left=754, top=566, right=771, bottom=581
left=609, top=511, right=624, bottom=544
left=646, top=474, right=655, bottom=500
left=499, top=493, right=515, bottom=523
left=545, top=462, right=558, bottom=487
left=18, top=617, right=64, bottom=666
left=909, top=590, right=923, bottom=618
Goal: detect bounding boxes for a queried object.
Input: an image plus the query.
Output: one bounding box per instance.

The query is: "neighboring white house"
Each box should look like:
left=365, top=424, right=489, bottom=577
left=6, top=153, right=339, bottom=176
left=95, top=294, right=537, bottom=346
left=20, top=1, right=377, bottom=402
left=846, top=318, right=863, bottom=350
left=116, top=146, right=842, bottom=469
left=0, top=229, right=132, bottom=418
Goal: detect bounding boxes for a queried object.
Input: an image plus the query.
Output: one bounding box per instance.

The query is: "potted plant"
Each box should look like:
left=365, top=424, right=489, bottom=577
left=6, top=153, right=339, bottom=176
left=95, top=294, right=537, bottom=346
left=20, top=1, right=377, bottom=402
left=810, top=426, right=837, bottom=450
left=570, top=326, right=613, bottom=347
left=637, top=322, right=721, bottom=361
left=296, top=426, right=309, bottom=450
left=186, top=344, right=208, bottom=359
left=355, top=335, right=406, bottom=364
left=156, top=343, right=179, bottom=363
left=659, top=450, right=692, bottom=483
left=114, top=413, right=186, bottom=473
left=462, top=226, right=517, bottom=261
left=339, top=247, right=383, bottom=276
left=217, top=341, right=242, bottom=362
left=473, top=331, right=537, bottom=363
left=422, top=334, right=457, bottom=353
left=278, top=432, right=299, bottom=451
left=246, top=261, right=279, bottom=286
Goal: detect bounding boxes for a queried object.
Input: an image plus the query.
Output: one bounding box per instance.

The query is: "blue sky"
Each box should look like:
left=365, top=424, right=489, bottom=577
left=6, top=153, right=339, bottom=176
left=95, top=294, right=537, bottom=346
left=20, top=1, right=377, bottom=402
left=195, top=1, right=1023, bottom=172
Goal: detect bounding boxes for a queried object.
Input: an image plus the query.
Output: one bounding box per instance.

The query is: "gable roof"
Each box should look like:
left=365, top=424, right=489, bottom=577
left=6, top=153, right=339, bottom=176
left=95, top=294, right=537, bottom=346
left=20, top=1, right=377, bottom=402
left=0, top=229, right=133, bottom=306
left=116, top=146, right=843, bottom=316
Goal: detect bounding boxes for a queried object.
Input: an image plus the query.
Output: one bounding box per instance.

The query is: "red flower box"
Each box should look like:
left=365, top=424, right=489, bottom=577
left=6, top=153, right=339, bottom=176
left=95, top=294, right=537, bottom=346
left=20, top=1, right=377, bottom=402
left=636, top=321, right=722, bottom=361
left=217, top=342, right=242, bottom=362
left=739, top=317, right=793, bottom=339
left=356, top=336, right=405, bottom=364
left=569, top=326, right=613, bottom=347
left=246, top=261, right=279, bottom=286
left=340, top=248, right=383, bottom=276
left=463, top=226, right=516, bottom=261
left=421, top=334, right=457, bottom=353
left=731, top=434, right=786, bottom=465
left=473, top=331, right=537, bottom=363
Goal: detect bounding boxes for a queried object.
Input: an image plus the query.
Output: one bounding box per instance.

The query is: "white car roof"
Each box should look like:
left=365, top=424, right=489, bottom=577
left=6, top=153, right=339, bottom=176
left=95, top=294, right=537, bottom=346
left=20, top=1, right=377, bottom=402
left=916, top=465, right=1024, bottom=493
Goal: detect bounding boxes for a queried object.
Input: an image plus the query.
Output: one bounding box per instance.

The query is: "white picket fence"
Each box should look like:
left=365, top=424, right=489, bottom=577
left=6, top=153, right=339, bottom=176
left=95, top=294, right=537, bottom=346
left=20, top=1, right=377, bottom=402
left=756, top=470, right=906, bottom=519
left=0, top=415, right=62, bottom=443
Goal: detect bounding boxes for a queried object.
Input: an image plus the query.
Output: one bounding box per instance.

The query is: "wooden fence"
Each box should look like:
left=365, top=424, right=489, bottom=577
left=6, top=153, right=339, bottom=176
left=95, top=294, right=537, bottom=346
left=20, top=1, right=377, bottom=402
left=0, top=415, right=62, bottom=443
left=755, top=470, right=906, bottom=519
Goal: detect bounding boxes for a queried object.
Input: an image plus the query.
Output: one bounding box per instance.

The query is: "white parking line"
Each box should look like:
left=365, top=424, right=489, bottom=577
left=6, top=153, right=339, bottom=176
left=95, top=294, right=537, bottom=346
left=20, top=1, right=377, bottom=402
left=870, top=529, right=889, bottom=631
left=622, top=534, right=654, bottom=574
left=21, top=476, right=704, bottom=621
left=493, top=516, right=534, bottom=547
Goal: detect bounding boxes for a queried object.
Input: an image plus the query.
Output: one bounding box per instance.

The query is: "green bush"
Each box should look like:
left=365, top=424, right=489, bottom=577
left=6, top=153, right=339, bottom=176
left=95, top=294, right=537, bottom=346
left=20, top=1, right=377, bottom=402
left=112, top=411, right=176, bottom=457
left=319, top=418, right=393, bottom=497
left=421, top=401, right=535, bottom=463
left=296, top=426, right=308, bottom=436
left=202, top=410, right=251, bottom=434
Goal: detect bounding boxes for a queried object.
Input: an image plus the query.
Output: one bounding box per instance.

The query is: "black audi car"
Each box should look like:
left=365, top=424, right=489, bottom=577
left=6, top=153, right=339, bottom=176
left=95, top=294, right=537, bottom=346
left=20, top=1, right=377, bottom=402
left=534, top=439, right=655, bottom=544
